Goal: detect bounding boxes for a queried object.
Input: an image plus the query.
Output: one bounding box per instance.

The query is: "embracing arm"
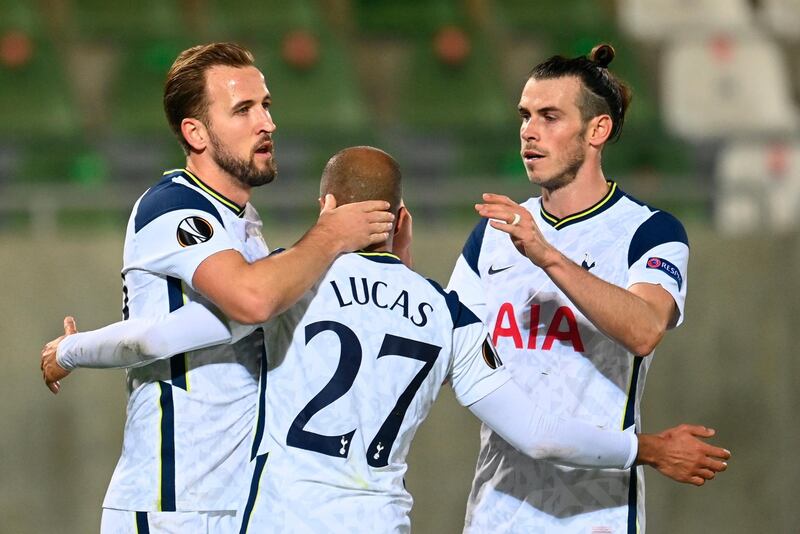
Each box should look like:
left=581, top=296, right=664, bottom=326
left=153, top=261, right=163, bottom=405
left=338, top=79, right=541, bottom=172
left=41, top=302, right=253, bottom=393
left=469, top=379, right=729, bottom=484
left=194, top=195, right=394, bottom=324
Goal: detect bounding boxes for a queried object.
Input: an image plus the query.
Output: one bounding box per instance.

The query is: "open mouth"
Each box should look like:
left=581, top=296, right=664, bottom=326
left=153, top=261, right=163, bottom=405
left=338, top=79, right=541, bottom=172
left=522, top=150, right=544, bottom=162
left=254, top=142, right=273, bottom=157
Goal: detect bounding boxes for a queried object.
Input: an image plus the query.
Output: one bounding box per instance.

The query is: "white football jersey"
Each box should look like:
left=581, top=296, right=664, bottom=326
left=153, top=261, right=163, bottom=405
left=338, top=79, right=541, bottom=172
left=103, top=168, right=269, bottom=513
left=448, top=182, right=689, bottom=533
left=239, top=252, right=511, bottom=533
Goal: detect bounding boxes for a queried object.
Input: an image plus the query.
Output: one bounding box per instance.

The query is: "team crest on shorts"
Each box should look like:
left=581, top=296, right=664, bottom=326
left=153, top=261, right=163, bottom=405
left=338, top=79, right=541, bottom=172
left=482, top=336, right=503, bottom=369
left=177, top=216, right=213, bottom=247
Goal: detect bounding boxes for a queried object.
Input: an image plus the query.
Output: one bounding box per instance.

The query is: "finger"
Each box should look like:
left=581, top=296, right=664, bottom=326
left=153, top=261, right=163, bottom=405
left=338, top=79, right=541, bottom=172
left=369, top=222, right=395, bottom=234
left=47, top=381, right=60, bottom=395
left=489, top=220, right=524, bottom=238
left=686, top=425, right=715, bottom=438
left=349, top=199, right=391, bottom=213
left=702, top=458, right=728, bottom=472
left=703, top=445, right=731, bottom=460
left=688, top=476, right=706, bottom=486
left=366, top=232, right=390, bottom=245
left=321, top=194, right=337, bottom=213
left=365, top=210, right=395, bottom=223
left=481, top=193, right=516, bottom=206
left=696, top=468, right=716, bottom=480
left=476, top=204, right=527, bottom=226
left=64, top=316, right=78, bottom=335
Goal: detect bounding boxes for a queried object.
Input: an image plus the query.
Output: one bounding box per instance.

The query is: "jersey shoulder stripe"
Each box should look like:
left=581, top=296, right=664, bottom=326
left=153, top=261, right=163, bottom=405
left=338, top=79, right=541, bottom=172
left=425, top=278, right=481, bottom=329
left=627, top=210, right=689, bottom=267
left=134, top=174, right=223, bottom=233
left=462, top=218, right=489, bottom=275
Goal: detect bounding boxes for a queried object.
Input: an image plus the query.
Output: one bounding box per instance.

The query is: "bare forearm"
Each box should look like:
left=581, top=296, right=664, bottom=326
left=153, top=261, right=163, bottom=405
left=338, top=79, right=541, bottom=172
left=542, top=250, right=666, bottom=356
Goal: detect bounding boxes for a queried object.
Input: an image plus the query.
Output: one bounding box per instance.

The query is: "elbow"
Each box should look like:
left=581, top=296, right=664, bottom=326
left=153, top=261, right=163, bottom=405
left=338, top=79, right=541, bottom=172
left=628, top=327, right=665, bottom=357
left=223, top=292, right=278, bottom=325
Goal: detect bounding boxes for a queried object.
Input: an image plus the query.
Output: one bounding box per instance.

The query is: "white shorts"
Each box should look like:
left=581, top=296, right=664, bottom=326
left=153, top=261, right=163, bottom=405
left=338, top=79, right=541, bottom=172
left=100, top=508, right=238, bottom=534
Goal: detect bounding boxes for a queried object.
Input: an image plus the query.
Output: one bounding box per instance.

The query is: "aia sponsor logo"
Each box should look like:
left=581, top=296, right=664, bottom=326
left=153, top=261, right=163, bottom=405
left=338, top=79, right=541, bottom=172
left=492, top=302, right=584, bottom=352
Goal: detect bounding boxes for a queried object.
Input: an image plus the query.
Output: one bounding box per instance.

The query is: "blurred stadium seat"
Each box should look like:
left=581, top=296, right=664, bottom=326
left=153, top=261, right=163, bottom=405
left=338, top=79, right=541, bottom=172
left=661, top=32, right=798, bottom=140
left=393, top=27, right=516, bottom=178
left=618, top=0, right=753, bottom=42
left=714, top=139, right=800, bottom=234
left=68, top=0, right=187, bottom=41
left=207, top=0, right=320, bottom=39
left=353, top=0, right=468, bottom=38
left=757, top=0, right=800, bottom=41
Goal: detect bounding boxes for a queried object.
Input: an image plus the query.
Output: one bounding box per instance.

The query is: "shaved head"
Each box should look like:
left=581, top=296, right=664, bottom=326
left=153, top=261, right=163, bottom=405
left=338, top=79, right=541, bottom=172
left=320, top=146, right=402, bottom=215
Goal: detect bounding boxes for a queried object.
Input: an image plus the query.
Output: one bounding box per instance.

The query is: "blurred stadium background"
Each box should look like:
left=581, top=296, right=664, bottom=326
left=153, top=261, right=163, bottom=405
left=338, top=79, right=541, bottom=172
left=2, top=0, right=799, bottom=532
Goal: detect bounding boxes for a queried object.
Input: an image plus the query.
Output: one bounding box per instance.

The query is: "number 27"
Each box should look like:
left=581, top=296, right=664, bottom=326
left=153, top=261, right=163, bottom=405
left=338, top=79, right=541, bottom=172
left=286, top=320, right=441, bottom=468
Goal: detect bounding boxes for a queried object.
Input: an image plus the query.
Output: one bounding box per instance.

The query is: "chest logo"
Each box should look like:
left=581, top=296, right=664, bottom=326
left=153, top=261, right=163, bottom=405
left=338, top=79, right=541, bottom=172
left=581, top=252, right=596, bottom=271
left=177, top=216, right=213, bottom=247
left=488, top=264, right=513, bottom=275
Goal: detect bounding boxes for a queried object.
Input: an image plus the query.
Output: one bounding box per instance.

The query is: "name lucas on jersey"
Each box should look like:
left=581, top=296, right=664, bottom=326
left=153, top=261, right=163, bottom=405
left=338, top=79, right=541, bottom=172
left=329, top=277, right=434, bottom=327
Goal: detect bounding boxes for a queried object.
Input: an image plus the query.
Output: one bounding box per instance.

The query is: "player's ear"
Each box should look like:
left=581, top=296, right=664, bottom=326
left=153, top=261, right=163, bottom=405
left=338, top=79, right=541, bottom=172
left=182, top=118, right=208, bottom=152
left=394, top=204, right=410, bottom=236
left=587, top=114, right=612, bottom=147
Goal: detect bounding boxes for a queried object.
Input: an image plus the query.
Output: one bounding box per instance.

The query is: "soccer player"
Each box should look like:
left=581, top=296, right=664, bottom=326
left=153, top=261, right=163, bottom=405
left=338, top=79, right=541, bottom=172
left=40, top=43, right=393, bottom=533
left=45, top=147, right=728, bottom=533
left=447, top=44, right=729, bottom=533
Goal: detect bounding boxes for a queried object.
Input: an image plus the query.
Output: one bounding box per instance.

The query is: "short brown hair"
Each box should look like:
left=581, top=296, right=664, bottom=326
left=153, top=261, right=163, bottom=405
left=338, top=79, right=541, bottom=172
left=320, top=146, right=402, bottom=215
left=163, top=43, right=255, bottom=154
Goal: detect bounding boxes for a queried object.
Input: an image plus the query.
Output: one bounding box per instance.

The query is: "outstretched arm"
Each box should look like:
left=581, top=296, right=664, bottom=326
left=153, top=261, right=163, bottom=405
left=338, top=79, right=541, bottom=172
left=469, top=379, right=730, bottom=483
left=41, top=302, right=252, bottom=394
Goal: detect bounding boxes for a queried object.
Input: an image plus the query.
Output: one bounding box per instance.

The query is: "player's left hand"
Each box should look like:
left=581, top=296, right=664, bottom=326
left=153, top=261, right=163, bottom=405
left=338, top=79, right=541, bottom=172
left=41, top=316, right=78, bottom=395
left=475, top=193, right=557, bottom=268
left=637, top=424, right=731, bottom=486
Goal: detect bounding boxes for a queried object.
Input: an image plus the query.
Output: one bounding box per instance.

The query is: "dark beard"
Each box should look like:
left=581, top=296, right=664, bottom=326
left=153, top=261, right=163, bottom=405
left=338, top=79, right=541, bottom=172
left=541, top=148, right=585, bottom=193
left=208, top=128, right=277, bottom=188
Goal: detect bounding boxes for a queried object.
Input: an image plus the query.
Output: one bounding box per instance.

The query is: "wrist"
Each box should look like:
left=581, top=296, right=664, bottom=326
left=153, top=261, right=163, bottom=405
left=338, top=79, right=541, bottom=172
left=635, top=433, right=663, bottom=467
left=305, top=222, right=347, bottom=257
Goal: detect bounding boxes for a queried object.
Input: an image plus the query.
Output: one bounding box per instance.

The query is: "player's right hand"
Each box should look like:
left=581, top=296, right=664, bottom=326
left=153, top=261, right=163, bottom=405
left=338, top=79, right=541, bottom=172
left=637, top=424, right=731, bottom=486
left=41, top=316, right=78, bottom=395
left=317, top=194, right=394, bottom=253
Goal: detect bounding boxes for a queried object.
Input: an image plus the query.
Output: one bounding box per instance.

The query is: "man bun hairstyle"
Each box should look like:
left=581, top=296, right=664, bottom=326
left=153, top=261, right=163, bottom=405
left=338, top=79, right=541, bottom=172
left=529, top=43, right=632, bottom=143
left=163, top=42, right=256, bottom=154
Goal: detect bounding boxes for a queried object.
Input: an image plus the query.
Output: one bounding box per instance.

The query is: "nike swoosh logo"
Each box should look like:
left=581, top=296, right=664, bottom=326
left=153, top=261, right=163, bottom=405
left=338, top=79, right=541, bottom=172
left=488, top=265, right=513, bottom=275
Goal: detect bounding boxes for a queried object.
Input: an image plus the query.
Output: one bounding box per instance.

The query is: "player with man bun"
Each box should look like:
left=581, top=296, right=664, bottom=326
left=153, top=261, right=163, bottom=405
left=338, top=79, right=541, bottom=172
left=449, top=44, right=730, bottom=533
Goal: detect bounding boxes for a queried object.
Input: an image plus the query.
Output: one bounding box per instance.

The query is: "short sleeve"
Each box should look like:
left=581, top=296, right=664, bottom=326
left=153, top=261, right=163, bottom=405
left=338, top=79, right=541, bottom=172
left=126, top=182, right=237, bottom=287
left=627, top=211, right=690, bottom=326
